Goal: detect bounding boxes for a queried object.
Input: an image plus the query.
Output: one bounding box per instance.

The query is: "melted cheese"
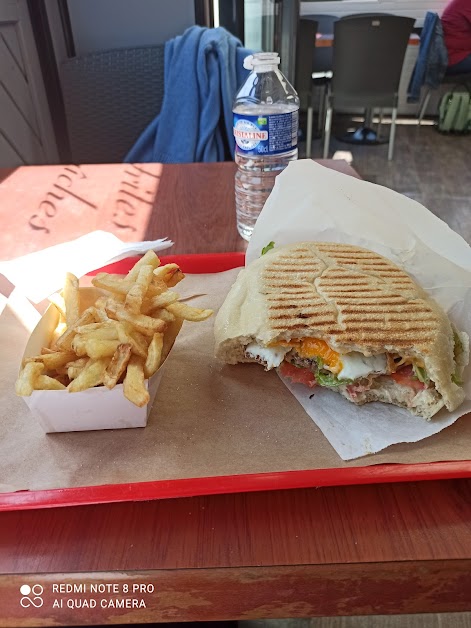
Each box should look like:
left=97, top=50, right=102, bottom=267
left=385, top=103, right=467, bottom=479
left=279, top=338, right=342, bottom=373
left=245, top=342, right=290, bottom=370
left=277, top=338, right=388, bottom=380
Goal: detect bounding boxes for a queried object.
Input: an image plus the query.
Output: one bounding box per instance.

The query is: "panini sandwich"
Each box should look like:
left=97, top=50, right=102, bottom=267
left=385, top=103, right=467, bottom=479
left=214, top=242, right=469, bottom=418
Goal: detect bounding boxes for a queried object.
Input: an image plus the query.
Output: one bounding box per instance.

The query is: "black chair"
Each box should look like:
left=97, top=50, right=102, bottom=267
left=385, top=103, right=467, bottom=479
left=323, top=14, right=414, bottom=161
left=295, top=18, right=318, bottom=156
left=60, top=46, right=165, bottom=163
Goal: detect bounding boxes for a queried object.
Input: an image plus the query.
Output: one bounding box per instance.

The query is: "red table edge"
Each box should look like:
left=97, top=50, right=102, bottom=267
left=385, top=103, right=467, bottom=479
left=2, top=252, right=469, bottom=511
left=1, top=462, right=470, bottom=511
left=89, top=251, right=247, bottom=276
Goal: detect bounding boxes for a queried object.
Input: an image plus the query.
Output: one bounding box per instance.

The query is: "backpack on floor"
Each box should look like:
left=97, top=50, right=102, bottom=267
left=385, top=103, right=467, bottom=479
left=438, top=89, right=471, bottom=133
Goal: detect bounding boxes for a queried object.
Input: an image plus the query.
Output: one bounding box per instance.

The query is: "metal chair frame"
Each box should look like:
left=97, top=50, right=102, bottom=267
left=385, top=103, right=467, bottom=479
left=418, top=73, right=471, bottom=125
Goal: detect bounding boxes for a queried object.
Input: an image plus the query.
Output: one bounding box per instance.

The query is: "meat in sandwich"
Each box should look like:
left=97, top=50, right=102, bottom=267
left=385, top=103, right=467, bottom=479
left=214, top=242, right=469, bottom=419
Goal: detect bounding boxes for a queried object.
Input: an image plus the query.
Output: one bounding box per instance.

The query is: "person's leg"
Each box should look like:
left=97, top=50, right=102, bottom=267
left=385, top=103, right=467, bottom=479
left=447, top=54, right=471, bottom=75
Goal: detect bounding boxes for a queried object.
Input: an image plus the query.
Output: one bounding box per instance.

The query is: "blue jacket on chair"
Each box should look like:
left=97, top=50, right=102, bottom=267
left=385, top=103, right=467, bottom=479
left=408, top=12, right=448, bottom=103
left=125, top=26, right=251, bottom=163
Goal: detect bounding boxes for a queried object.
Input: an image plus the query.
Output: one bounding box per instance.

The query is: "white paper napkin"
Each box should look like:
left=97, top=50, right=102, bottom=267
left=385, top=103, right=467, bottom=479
left=246, top=160, right=471, bottom=460
left=0, top=231, right=173, bottom=303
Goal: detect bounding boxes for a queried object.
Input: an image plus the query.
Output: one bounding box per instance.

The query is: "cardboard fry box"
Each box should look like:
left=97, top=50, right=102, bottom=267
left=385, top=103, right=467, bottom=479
left=19, top=288, right=182, bottom=433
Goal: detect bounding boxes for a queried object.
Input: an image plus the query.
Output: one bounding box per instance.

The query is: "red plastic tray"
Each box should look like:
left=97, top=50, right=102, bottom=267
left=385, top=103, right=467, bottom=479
left=2, top=252, right=470, bottom=511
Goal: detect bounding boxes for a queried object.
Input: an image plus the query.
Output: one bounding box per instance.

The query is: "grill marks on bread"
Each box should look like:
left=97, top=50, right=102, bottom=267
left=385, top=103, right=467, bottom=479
left=316, top=243, right=418, bottom=296
left=263, top=253, right=341, bottom=332
left=261, top=243, right=439, bottom=351
left=263, top=253, right=337, bottom=336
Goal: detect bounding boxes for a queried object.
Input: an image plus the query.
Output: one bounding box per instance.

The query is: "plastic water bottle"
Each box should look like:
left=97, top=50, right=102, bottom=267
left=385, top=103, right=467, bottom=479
left=233, top=52, right=300, bottom=241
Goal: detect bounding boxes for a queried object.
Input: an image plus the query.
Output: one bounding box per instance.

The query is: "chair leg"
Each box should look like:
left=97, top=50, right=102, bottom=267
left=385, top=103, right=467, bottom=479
left=323, top=105, right=333, bottom=159
left=418, top=90, right=431, bottom=126
left=364, top=107, right=373, bottom=128
left=388, top=106, right=398, bottom=161
left=306, top=105, right=313, bottom=158
left=377, top=108, right=383, bottom=137
left=318, top=84, right=326, bottom=132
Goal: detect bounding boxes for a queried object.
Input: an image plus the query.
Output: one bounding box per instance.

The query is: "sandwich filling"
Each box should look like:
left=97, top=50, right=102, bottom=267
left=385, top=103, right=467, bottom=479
left=245, top=338, right=438, bottom=407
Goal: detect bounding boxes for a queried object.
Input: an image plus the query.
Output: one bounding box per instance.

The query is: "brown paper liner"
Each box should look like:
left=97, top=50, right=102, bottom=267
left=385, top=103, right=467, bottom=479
left=1, top=269, right=470, bottom=493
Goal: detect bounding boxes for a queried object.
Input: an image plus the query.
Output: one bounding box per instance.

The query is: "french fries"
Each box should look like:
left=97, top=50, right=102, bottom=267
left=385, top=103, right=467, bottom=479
left=117, top=322, right=148, bottom=359
left=91, top=273, right=133, bottom=296
left=48, top=293, right=66, bottom=319
left=123, top=356, right=149, bottom=407
left=82, top=339, right=121, bottom=360
left=125, top=265, right=154, bottom=314
left=15, top=251, right=213, bottom=408
left=15, top=362, right=44, bottom=396
left=144, top=333, right=163, bottom=378
left=167, top=302, right=213, bottom=322
left=67, top=358, right=108, bottom=393
left=151, top=308, right=175, bottom=323
left=105, top=302, right=167, bottom=335
left=63, top=272, right=80, bottom=327
left=167, top=269, right=185, bottom=288
left=67, top=357, right=88, bottom=380
left=127, top=250, right=160, bottom=280
left=153, top=263, right=180, bottom=283
left=146, top=291, right=179, bottom=311
left=36, top=375, right=66, bottom=390
left=53, top=307, right=96, bottom=351
left=103, top=343, right=132, bottom=389
left=25, top=350, right=76, bottom=370
left=75, top=322, right=118, bottom=339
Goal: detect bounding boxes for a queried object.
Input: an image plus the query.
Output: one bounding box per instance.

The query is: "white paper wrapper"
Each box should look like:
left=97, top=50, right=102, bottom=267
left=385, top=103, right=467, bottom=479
left=0, top=231, right=173, bottom=303
left=246, top=160, right=471, bottom=460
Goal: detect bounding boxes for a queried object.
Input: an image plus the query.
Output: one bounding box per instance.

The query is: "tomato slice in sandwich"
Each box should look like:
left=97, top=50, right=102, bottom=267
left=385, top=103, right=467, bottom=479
left=279, top=361, right=317, bottom=388
left=390, top=365, right=426, bottom=392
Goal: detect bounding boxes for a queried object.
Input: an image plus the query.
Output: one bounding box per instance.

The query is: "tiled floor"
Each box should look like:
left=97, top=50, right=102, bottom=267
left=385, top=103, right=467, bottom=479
left=301, top=115, right=471, bottom=243
left=241, top=614, right=471, bottom=628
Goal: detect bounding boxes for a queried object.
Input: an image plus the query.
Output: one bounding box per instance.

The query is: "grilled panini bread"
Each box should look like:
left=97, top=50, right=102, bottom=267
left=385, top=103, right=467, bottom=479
left=214, top=242, right=469, bottom=419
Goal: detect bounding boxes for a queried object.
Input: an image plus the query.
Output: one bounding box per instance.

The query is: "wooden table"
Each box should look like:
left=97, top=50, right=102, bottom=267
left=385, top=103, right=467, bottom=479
left=0, top=160, right=470, bottom=626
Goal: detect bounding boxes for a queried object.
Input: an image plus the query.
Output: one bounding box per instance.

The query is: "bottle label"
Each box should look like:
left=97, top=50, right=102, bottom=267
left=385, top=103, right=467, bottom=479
left=233, top=111, right=298, bottom=156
